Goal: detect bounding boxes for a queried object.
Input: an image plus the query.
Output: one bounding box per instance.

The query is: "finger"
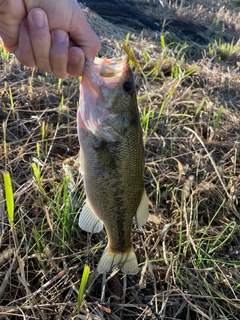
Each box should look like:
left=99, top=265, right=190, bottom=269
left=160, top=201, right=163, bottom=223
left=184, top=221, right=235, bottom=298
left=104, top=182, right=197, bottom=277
left=69, top=14, right=101, bottom=62
left=50, top=29, right=69, bottom=79
left=67, top=46, right=85, bottom=77
left=0, top=0, right=26, bottom=53
left=23, top=0, right=101, bottom=62
left=15, top=18, right=35, bottom=67
left=27, top=8, right=51, bottom=72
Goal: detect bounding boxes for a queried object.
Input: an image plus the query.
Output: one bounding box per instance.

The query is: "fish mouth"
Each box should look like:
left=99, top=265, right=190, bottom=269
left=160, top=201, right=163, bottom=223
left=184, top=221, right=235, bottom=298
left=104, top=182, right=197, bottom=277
left=84, top=55, right=129, bottom=82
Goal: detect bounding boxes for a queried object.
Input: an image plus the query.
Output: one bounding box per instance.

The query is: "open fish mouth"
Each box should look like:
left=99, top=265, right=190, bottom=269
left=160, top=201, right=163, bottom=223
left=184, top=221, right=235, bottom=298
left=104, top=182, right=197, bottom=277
left=83, top=55, right=130, bottom=90
left=87, top=55, right=129, bottom=77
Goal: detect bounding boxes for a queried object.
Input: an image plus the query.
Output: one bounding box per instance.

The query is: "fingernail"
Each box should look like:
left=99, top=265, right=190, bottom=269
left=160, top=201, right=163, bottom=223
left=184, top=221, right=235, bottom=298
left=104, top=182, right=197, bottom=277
left=32, top=11, right=45, bottom=28
left=53, top=30, right=67, bottom=43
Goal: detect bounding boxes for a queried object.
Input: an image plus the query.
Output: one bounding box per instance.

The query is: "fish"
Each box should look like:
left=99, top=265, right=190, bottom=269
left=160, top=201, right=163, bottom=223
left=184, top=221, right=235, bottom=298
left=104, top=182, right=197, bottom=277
left=77, top=55, right=149, bottom=274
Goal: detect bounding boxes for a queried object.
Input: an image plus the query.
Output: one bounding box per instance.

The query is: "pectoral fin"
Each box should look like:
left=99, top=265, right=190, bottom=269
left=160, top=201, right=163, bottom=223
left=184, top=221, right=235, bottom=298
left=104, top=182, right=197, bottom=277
left=79, top=148, right=84, bottom=175
left=79, top=201, right=103, bottom=233
left=135, top=189, right=149, bottom=228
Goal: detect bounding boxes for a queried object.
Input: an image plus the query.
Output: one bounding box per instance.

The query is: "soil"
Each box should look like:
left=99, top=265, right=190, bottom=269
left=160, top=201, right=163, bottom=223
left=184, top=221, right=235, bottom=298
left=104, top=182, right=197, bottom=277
left=79, top=0, right=231, bottom=44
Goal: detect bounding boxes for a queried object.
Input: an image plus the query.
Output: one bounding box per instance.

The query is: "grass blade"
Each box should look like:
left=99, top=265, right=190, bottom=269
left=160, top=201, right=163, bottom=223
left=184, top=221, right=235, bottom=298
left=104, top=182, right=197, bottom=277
left=77, top=265, right=90, bottom=313
left=32, top=163, right=41, bottom=185
left=214, top=104, right=223, bottom=130
left=3, top=171, right=14, bottom=228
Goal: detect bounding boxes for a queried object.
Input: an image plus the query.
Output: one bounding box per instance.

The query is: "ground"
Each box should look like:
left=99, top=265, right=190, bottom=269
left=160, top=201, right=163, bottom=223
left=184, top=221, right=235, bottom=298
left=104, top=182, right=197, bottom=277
left=0, top=1, right=240, bottom=319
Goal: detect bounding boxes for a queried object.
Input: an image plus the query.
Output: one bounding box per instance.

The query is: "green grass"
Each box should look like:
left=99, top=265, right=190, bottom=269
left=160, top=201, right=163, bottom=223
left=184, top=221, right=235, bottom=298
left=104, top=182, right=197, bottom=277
left=77, top=265, right=90, bottom=313
left=2, top=171, right=14, bottom=229
left=0, top=43, right=10, bottom=61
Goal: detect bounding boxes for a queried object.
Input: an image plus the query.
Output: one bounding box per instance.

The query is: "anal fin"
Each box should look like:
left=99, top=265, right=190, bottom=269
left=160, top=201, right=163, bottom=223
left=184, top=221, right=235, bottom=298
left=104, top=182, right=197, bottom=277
left=79, top=201, right=103, bottom=233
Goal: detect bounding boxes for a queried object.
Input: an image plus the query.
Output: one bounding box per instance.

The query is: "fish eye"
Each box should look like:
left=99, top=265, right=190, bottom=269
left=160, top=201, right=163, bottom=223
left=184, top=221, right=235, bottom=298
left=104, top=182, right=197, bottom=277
left=123, top=81, right=133, bottom=93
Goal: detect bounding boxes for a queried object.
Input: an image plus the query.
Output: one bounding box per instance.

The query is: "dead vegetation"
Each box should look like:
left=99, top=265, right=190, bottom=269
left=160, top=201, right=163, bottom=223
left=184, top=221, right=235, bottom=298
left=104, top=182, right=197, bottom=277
left=0, top=1, right=240, bottom=319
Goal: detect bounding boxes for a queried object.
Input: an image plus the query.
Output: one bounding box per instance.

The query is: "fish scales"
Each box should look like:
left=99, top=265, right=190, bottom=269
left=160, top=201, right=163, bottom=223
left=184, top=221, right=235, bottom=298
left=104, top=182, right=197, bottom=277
left=78, top=55, right=149, bottom=274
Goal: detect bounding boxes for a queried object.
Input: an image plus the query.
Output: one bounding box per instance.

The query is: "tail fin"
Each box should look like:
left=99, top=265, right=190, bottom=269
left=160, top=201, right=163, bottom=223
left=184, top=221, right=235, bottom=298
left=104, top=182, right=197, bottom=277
left=97, top=246, right=138, bottom=275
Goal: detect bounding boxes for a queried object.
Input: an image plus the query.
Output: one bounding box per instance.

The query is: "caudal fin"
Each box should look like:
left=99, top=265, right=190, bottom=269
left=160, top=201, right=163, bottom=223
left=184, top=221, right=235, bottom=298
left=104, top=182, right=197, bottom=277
left=97, top=246, right=138, bottom=275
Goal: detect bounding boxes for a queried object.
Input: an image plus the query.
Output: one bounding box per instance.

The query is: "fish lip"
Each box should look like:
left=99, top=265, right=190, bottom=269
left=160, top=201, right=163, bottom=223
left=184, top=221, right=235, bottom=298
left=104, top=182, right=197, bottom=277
left=85, top=55, right=129, bottom=78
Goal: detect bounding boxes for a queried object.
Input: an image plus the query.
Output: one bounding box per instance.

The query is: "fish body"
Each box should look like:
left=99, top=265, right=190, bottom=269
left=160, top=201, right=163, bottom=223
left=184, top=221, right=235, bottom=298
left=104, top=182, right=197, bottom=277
left=77, top=55, right=149, bottom=274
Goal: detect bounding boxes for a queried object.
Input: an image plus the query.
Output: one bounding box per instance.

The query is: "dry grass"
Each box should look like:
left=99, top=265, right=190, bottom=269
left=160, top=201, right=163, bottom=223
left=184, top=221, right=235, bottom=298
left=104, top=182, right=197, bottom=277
left=1, top=1, right=240, bottom=319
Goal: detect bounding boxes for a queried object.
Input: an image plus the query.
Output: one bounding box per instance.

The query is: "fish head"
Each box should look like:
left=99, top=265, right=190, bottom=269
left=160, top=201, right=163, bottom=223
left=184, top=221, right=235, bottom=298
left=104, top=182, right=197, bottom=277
left=78, top=55, right=138, bottom=142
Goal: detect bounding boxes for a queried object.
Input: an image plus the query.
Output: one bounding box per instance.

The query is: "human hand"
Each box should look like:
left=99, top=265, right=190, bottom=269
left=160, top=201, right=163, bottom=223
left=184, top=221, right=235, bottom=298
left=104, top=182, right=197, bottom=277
left=0, top=0, right=101, bottom=78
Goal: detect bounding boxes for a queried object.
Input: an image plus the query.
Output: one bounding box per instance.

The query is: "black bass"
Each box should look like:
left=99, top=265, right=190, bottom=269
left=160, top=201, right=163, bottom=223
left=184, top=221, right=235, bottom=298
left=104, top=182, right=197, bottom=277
left=77, top=55, right=149, bottom=274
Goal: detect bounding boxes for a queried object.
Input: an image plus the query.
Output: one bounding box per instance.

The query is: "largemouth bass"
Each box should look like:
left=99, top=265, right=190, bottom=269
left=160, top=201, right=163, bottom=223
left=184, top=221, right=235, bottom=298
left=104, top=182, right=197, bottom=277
left=77, top=55, right=149, bottom=274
